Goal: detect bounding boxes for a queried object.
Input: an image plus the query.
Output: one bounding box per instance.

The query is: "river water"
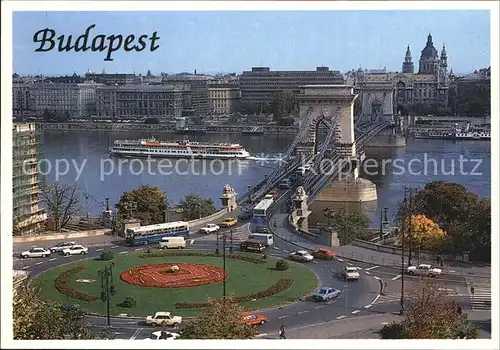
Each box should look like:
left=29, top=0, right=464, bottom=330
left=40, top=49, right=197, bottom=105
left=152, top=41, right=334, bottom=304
left=40, top=131, right=491, bottom=226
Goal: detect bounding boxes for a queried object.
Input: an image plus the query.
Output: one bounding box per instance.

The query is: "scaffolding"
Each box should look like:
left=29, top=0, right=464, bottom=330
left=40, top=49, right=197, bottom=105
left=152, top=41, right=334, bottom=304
left=12, top=123, right=47, bottom=235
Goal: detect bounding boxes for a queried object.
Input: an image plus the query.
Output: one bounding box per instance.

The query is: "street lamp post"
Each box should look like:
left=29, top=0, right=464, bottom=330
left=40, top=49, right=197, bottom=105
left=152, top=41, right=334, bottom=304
left=222, top=230, right=227, bottom=298
left=99, top=262, right=116, bottom=326
left=400, top=194, right=408, bottom=315
left=229, top=228, right=234, bottom=254
left=405, top=187, right=413, bottom=266
left=216, top=229, right=220, bottom=254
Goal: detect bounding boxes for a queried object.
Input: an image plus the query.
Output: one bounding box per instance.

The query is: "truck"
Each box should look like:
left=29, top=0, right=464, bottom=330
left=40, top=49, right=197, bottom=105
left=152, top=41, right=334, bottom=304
left=145, top=312, right=183, bottom=327
left=199, top=223, right=219, bottom=234
left=406, top=264, right=442, bottom=277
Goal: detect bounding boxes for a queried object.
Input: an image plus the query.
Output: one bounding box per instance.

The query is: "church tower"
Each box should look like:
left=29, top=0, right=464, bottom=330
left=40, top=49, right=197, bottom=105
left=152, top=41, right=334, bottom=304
left=440, top=44, right=448, bottom=71
left=419, top=33, right=439, bottom=74
left=402, top=45, right=414, bottom=73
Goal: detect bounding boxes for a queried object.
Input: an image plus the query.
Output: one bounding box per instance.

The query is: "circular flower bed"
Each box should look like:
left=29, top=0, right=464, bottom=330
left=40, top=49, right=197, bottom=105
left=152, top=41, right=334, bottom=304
left=120, top=262, right=228, bottom=288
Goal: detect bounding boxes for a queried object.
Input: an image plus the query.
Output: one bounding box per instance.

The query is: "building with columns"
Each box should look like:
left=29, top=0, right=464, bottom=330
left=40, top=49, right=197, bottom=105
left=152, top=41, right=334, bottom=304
left=348, top=33, right=451, bottom=114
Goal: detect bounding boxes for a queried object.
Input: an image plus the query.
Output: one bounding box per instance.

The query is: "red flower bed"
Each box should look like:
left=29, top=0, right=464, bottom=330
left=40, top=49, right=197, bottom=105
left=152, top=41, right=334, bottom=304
left=54, top=265, right=97, bottom=302
left=120, top=263, right=228, bottom=288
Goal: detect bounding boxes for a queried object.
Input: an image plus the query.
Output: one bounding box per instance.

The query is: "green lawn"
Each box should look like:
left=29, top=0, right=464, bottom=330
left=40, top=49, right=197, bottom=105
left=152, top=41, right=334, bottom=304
left=33, top=252, right=318, bottom=317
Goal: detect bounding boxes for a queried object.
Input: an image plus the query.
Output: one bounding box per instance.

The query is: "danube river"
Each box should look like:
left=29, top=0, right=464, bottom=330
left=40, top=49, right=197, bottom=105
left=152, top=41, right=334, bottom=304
left=40, top=131, right=491, bottom=226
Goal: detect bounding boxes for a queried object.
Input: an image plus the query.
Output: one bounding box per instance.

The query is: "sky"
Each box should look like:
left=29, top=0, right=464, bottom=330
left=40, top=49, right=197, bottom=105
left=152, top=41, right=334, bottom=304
left=13, top=10, right=491, bottom=76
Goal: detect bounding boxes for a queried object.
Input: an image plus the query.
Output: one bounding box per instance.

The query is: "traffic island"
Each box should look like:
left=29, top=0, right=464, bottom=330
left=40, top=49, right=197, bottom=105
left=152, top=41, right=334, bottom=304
left=32, top=251, right=318, bottom=317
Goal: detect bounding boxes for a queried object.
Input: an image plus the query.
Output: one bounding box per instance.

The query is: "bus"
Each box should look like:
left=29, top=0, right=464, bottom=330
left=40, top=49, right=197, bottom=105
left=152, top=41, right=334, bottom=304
left=252, top=198, right=274, bottom=225
left=125, top=221, right=190, bottom=246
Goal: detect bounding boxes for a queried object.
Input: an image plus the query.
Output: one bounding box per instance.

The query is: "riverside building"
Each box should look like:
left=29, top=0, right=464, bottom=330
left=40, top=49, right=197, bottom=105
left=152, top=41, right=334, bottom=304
left=12, top=123, right=47, bottom=235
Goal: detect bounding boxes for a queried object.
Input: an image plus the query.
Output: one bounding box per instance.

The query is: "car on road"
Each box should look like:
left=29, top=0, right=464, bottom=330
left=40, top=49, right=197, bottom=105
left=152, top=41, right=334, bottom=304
left=199, top=223, right=219, bottom=234
left=240, top=312, right=268, bottom=326
left=311, top=248, right=336, bottom=260
left=312, top=286, right=341, bottom=301
left=62, top=244, right=88, bottom=256
left=289, top=250, right=314, bottom=262
left=240, top=240, right=266, bottom=252
left=342, top=266, right=360, bottom=281
left=237, top=211, right=253, bottom=221
left=145, top=312, right=182, bottom=327
left=254, top=226, right=270, bottom=234
left=20, top=247, right=51, bottom=259
left=49, top=241, right=77, bottom=253
left=407, top=264, right=442, bottom=277
left=144, top=331, right=180, bottom=340
left=219, top=217, right=238, bottom=228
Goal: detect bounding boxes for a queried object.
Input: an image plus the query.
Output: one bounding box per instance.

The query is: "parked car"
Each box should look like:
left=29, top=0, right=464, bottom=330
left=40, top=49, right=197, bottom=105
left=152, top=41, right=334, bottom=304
left=145, top=312, right=182, bottom=327
left=62, top=245, right=88, bottom=256
left=407, top=264, right=442, bottom=277
left=20, top=247, right=51, bottom=259
left=342, top=266, right=360, bottom=281
left=49, top=241, right=77, bottom=253
left=312, top=286, right=341, bottom=301
left=199, top=223, right=219, bottom=234
left=219, top=217, right=238, bottom=228
left=240, top=312, right=268, bottom=326
left=311, top=248, right=336, bottom=260
left=254, top=226, right=270, bottom=234
left=289, top=250, right=314, bottom=262
left=237, top=211, right=252, bottom=221
left=144, top=331, right=180, bottom=340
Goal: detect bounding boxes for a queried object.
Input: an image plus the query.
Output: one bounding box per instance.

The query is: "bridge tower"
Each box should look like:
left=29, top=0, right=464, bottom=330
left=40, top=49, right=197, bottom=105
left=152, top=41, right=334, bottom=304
left=296, top=85, right=358, bottom=158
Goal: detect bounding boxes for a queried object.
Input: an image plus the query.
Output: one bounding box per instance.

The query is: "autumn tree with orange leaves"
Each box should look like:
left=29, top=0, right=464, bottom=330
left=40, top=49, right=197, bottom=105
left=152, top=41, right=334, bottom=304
left=399, top=214, right=447, bottom=251
left=380, top=280, right=478, bottom=339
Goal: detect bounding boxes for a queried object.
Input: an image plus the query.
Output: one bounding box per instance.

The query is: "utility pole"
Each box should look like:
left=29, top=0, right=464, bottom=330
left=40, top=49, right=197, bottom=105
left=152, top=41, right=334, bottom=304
left=99, top=262, right=116, bottom=326
left=400, top=194, right=407, bottom=315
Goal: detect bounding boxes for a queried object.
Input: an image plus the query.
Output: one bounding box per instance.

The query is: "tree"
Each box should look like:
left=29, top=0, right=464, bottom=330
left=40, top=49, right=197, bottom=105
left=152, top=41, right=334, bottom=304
left=14, top=289, right=94, bottom=339
left=116, top=185, right=167, bottom=225
left=42, top=108, right=55, bottom=122
left=399, top=214, right=447, bottom=251
left=180, top=297, right=258, bottom=339
left=180, top=193, right=217, bottom=220
left=380, top=279, right=478, bottom=339
left=271, top=90, right=296, bottom=122
left=323, top=207, right=371, bottom=245
left=395, top=182, right=490, bottom=260
left=40, top=183, right=81, bottom=231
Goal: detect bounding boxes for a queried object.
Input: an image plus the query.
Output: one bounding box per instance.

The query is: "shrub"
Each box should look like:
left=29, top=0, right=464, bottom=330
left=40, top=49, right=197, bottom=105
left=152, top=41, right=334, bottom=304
left=168, top=265, right=180, bottom=273
left=262, top=253, right=267, bottom=259
left=275, top=259, right=289, bottom=271
left=100, top=251, right=114, bottom=261
left=54, top=265, right=97, bottom=302
left=379, top=322, right=409, bottom=339
left=120, top=296, right=138, bottom=308
left=138, top=250, right=265, bottom=264
left=175, top=278, right=293, bottom=309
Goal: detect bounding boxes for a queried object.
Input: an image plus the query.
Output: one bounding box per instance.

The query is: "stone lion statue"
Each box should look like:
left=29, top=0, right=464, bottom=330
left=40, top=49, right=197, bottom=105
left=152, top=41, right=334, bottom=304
left=223, top=184, right=234, bottom=194
left=295, top=186, right=305, bottom=197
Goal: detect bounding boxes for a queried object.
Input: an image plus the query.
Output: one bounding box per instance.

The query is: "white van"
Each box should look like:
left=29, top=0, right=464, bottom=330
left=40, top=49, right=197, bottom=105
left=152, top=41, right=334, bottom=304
left=248, top=233, right=274, bottom=246
left=158, top=237, right=186, bottom=249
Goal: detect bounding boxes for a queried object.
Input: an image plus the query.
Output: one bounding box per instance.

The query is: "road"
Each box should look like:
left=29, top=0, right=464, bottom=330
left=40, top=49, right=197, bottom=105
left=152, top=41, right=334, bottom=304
left=13, top=196, right=489, bottom=339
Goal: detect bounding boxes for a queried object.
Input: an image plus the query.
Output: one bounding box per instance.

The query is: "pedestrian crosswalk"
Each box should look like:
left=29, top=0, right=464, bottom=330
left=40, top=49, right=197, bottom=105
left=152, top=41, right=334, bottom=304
left=195, top=224, right=251, bottom=243
left=373, top=292, right=402, bottom=305
left=468, top=284, right=491, bottom=310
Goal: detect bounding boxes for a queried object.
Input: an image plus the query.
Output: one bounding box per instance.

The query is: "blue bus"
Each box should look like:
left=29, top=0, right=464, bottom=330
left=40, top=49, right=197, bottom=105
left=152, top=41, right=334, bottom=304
left=252, top=198, right=274, bottom=225
left=125, top=221, right=190, bottom=246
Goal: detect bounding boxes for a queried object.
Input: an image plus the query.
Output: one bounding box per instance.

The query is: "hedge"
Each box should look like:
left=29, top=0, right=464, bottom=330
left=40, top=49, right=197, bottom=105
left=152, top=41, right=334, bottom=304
left=54, top=265, right=97, bottom=302
left=138, top=250, right=266, bottom=264
left=275, top=259, right=289, bottom=271
left=100, top=251, right=114, bottom=261
left=174, top=278, right=293, bottom=309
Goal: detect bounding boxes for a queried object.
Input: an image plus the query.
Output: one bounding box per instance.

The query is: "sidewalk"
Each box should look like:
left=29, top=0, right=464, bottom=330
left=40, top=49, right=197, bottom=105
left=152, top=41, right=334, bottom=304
left=271, top=213, right=490, bottom=278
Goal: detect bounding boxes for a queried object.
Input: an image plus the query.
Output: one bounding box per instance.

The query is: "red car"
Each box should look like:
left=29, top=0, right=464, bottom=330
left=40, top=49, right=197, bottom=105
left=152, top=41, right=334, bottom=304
left=311, top=248, right=336, bottom=260
left=240, top=312, right=268, bottom=326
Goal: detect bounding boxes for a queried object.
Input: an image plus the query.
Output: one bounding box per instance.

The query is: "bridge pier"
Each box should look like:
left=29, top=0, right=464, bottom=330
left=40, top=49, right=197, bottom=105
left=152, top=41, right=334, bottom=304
left=363, top=127, right=406, bottom=148
left=290, top=186, right=311, bottom=231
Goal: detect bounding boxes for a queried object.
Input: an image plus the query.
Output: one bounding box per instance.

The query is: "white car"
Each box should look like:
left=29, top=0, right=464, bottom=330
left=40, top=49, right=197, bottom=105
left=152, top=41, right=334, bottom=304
left=342, top=266, right=361, bottom=280
left=145, top=312, right=183, bottom=327
left=199, top=223, right=220, bottom=234
left=407, top=264, right=442, bottom=277
left=50, top=241, right=77, bottom=253
left=144, top=331, right=180, bottom=340
left=289, top=250, right=314, bottom=262
left=20, top=247, right=51, bottom=259
left=62, top=245, right=88, bottom=256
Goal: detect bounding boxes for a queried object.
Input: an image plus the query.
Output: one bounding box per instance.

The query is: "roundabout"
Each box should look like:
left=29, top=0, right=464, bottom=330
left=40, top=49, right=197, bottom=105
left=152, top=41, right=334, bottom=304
left=32, top=251, right=319, bottom=317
